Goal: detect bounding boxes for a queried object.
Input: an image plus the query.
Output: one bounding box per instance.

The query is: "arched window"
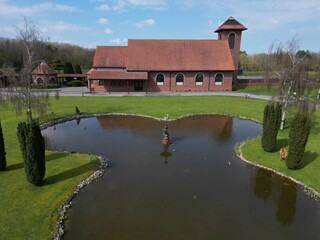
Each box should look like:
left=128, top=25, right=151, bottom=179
left=176, top=73, right=184, bottom=86
left=36, top=77, right=44, bottom=84
left=228, top=33, right=235, bottom=49
left=215, top=73, right=223, bottom=86
left=156, top=73, right=164, bottom=86
left=195, top=73, right=204, bottom=86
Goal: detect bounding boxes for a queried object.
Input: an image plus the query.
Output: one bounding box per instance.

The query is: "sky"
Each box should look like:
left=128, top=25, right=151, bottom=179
left=0, top=0, right=320, bottom=54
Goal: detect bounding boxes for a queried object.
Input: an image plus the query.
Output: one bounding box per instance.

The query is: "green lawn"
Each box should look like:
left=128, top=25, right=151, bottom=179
left=0, top=95, right=319, bottom=239
left=242, top=110, right=320, bottom=193
left=236, top=85, right=280, bottom=96
left=236, top=85, right=320, bottom=100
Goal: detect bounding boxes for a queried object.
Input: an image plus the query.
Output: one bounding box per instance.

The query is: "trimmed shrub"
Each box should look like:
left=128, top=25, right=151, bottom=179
left=0, top=121, right=6, bottom=170
left=17, top=121, right=45, bottom=185
left=69, top=80, right=84, bottom=87
left=286, top=112, right=311, bottom=169
left=261, top=103, right=282, bottom=152
left=31, top=83, right=60, bottom=89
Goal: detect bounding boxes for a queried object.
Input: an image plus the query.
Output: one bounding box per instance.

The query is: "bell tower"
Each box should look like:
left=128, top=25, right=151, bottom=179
left=215, top=17, right=247, bottom=75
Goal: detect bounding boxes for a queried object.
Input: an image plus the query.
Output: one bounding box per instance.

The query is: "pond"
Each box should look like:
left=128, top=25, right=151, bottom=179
left=42, top=115, right=320, bottom=240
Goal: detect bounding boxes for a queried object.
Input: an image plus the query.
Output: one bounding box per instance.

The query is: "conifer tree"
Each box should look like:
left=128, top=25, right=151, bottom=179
left=0, top=121, right=6, bottom=170
left=17, top=120, right=45, bottom=185
left=74, top=64, right=82, bottom=74
left=261, top=103, right=278, bottom=152
left=286, top=112, right=311, bottom=169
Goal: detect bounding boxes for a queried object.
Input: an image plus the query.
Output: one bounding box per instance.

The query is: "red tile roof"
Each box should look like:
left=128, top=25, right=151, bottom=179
left=89, top=69, right=148, bottom=80
left=32, top=61, right=56, bottom=75
left=215, top=17, right=247, bottom=33
left=126, top=39, right=235, bottom=71
left=93, top=46, right=127, bottom=68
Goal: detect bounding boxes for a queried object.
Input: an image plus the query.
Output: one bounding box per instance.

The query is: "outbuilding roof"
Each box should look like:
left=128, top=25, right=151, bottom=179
left=32, top=61, right=56, bottom=75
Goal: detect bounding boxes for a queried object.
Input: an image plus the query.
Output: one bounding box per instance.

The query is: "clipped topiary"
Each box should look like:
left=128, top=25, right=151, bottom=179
left=286, top=112, right=311, bottom=169
left=0, top=120, right=6, bottom=170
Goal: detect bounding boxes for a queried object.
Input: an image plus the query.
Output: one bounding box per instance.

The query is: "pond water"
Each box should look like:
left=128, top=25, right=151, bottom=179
left=42, top=115, right=320, bottom=240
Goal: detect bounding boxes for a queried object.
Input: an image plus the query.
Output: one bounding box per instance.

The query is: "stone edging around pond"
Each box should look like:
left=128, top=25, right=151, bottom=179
left=53, top=155, right=108, bottom=240
left=236, top=140, right=320, bottom=203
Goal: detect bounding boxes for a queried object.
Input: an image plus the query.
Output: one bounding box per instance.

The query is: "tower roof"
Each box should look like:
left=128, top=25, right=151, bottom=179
left=214, top=17, right=247, bottom=33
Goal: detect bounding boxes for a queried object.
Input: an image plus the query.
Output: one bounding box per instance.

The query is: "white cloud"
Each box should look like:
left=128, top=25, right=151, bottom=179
left=112, top=0, right=126, bottom=11
left=268, top=18, right=279, bottom=25
left=0, top=2, right=77, bottom=17
left=134, top=18, right=155, bottom=28
left=54, top=4, right=77, bottom=12
left=127, top=0, right=167, bottom=10
left=109, top=38, right=128, bottom=44
left=104, top=27, right=113, bottom=34
left=99, top=18, right=109, bottom=25
left=96, top=0, right=167, bottom=11
left=95, top=4, right=110, bottom=10
left=40, top=21, right=89, bottom=33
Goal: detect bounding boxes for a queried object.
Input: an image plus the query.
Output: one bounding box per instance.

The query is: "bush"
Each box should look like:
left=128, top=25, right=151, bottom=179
left=69, top=80, right=84, bottom=87
left=17, top=121, right=45, bottom=186
left=31, top=84, right=61, bottom=89
left=0, top=121, right=6, bottom=171
left=286, top=112, right=311, bottom=169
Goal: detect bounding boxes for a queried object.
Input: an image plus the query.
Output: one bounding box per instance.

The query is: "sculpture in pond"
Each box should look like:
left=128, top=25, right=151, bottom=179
left=161, top=115, right=172, bottom=145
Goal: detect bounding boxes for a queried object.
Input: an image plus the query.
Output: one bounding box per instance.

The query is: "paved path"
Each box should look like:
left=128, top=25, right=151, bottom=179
left=54, top=86, right=275, bottom=101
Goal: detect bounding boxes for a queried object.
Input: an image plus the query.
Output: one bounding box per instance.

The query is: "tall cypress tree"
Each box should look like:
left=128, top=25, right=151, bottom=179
left=0, top=121, right=6, bottom=171
left=64, top=62, right=74, bottom=81
left=74, top=64, right=82, bottom=74
left=286, top=112, right=311, bottom=169
left=261, top=103, right=279, bottom=152
left=17, top=121, right=45, bottom=185
left=275, top=102, right=282, bottom=131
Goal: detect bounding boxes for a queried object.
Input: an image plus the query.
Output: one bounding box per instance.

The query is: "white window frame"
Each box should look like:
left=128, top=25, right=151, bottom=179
left=175, top=73, right=185, bottom=86
left=156, top=73, right=165, bottom=86
left=214, top=73, right=224, bottom=86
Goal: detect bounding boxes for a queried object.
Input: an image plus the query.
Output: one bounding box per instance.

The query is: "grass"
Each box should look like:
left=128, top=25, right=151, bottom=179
left=236, top=85, right=320, bottom=100
left=242, top=110, right=320, bottom=193
left=242, top=70, right=268, bottom=76
left=0, top=95, right=319, bottom=239
left=236, top=85, right=280, bottom=95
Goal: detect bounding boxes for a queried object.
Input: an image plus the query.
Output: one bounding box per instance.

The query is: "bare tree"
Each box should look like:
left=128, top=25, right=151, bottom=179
left=266, top=37, right=315, bottom=129
left=0, top=18, right=56, bottom=122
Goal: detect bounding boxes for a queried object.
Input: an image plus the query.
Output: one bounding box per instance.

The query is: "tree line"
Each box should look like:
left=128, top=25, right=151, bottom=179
left=0, top=37, right=95, bottom=73
left=239, top=50, right=320, bottom=75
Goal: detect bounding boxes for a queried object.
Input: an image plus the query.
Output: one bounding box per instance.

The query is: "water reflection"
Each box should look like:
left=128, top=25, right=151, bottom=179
left=253, top=168, right=298, bottom=226
left=276, top=178, right=297, bottom=226
left=254, top=168, right=272, bottom=201
left=160, top=144, right=172, bottom=164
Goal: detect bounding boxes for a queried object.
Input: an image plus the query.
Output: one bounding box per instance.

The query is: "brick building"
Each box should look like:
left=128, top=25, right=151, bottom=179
left=32, top=61, right=58, bottom=84
left=88, top=17, right=247, bottom=93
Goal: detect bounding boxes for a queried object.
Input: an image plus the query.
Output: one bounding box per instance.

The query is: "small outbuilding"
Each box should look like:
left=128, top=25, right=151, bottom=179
left=32, top=61, right=57, bottom=84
